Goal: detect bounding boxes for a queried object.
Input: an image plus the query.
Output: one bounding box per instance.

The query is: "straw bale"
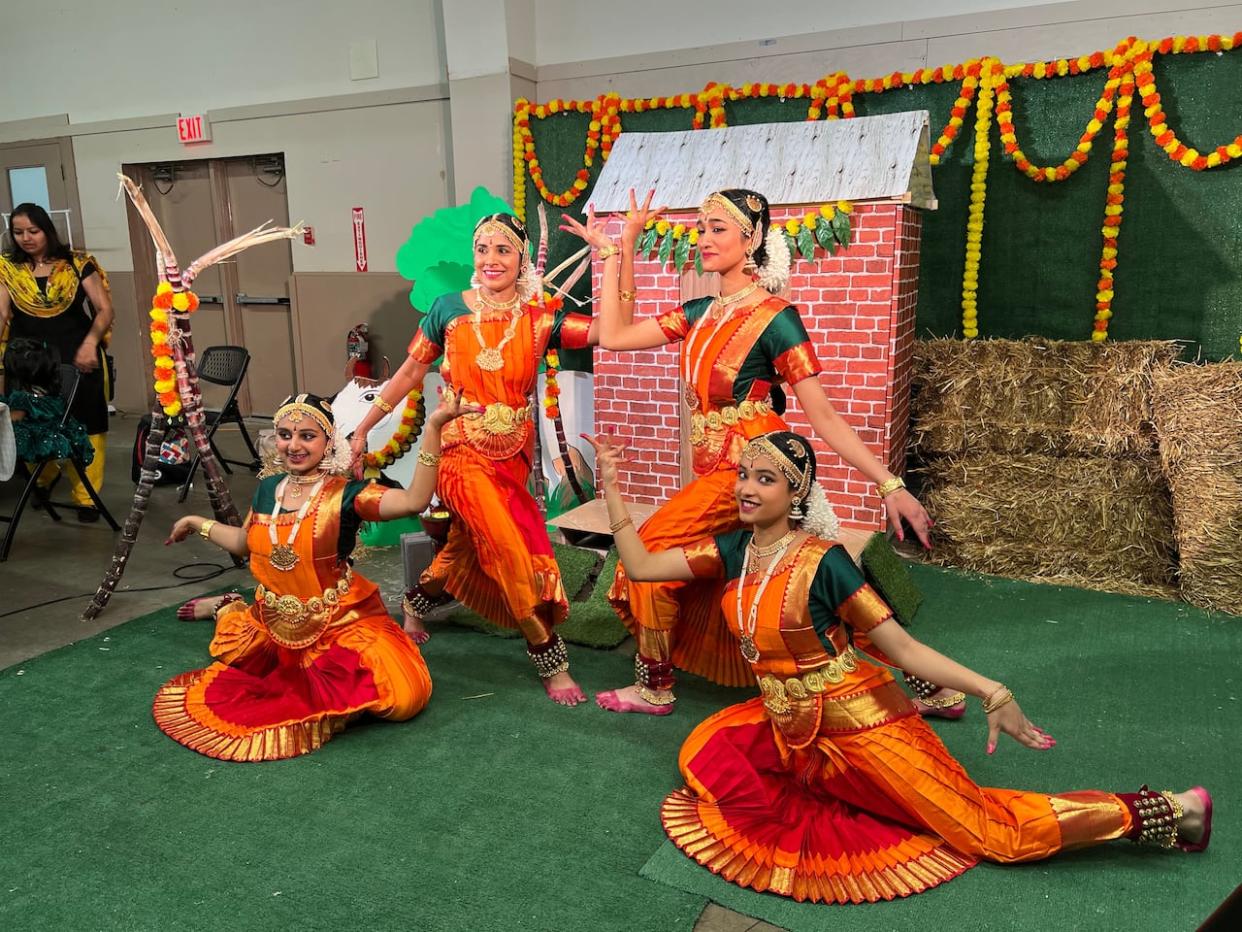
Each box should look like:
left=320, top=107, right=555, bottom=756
left=919, top=452, right=1177, bottom=596
left=912, top=338, right=1181, bottom=459
left=1151, top=362, right=1242, bottom=614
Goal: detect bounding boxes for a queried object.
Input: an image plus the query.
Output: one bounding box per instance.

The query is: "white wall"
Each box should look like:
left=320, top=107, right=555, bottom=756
left=5, top=0, right=445, bottom=125
left=532, top=0, right=1072, bottom=65
left=71, top=101, right=452, bottom=275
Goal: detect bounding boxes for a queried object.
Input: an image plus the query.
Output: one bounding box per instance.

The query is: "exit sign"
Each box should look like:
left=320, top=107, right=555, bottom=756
left=177, top=114, right=211, bottom=144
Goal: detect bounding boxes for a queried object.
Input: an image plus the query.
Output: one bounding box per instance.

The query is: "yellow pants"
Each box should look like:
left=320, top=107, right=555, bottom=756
left=36, top=432, right=107, bottom=507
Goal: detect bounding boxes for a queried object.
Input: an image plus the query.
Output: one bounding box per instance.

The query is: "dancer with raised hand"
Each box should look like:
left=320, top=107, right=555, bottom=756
left=155, top=391, right=474, bottom=761
left=562, top=189, right=955, bottom=716
left=588, top=429, right=1211, bottom=903
left=349, top=213, right=598, bottom=706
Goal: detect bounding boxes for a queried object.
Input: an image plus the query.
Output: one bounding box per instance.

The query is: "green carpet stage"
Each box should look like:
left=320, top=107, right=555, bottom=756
left=2, top=563, right=1238, bottom=930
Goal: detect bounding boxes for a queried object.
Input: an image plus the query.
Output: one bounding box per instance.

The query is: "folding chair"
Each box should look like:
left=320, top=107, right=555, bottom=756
left=177, top=345, right=261, bottom=503
left=1, top=365, right=120, bottom=562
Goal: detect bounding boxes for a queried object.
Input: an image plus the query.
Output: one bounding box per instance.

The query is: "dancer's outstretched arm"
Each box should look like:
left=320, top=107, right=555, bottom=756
left=349, top=355, right=430, bottom=475
left=867, top=618, right=1055, bottom=755
left=586, top=433, right=697, bottom=582
left=561, top=190, right=672, bottom=351
left=377, top=392, right=479, bottom=519
left=166, top=515, right=249, bottom=557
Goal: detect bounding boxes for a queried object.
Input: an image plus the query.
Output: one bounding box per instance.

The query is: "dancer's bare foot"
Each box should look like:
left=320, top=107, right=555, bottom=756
left=596, top=683, right=675, bottom=716
left=401, top=604, right=430, bottom=645
left=176, top=593, right=240, bottom=621
left=1174, top=787, right=1212, bottom=851
left=914, top=687, right=967, bottom=719
left=544, top=671, right=587, bottom=707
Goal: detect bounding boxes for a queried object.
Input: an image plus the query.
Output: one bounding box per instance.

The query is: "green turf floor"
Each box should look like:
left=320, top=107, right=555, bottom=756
left=1, top=563, right=1238, bottom=931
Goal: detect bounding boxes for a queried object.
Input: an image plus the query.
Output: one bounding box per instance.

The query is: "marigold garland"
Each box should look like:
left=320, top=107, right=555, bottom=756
left=362, top=389, right=425, bottom=470
left=543, top=349, right=562, bottom=419
left=1093, top=68, right=1136, bottom=341
left=515, top=32, right=1242, bottom=342
left=147, top=281, right=200, bottom=417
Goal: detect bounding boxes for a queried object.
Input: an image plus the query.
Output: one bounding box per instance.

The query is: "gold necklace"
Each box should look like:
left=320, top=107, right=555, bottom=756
left=715, top=281, right=760, bottom=310
left=284, top=469, right=326, bottom=499
left=471, top=289, right=525, bottom=372
left=474, top=289, right=519, bottom=311
left=734, top=531, right=798, bottom=664
left=747, top=529, right=798, bottom=559
left=268, top=476, right=324, bottom=571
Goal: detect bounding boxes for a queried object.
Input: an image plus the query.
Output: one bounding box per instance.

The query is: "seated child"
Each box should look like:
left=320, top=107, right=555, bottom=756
left=1, top=338, right=94, bottom=465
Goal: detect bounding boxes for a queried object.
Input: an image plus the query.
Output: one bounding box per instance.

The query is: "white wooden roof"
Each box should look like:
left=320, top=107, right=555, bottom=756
left=586, top=111, right=936, bottom=212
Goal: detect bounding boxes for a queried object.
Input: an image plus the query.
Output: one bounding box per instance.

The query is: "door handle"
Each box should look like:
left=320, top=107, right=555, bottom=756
left=195, top=295, right=224, bottom=304
left=235, top=293, right=290, bottom=306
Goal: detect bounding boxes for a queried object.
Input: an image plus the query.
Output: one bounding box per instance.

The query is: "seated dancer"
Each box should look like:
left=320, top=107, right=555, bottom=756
left=589, top=429, right=1211, bottom=903
left=562, top=189, right=957, bottom=716
left=350, top=213, right=598, bottom=706
left=155, top=391, right=472, bottom=761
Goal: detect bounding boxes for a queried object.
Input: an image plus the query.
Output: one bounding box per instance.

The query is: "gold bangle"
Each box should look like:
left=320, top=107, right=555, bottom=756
left=876, top=477, right=906, bottom=498
left=609, top=516, right=633, bottom=534
left=199, top=519, right=217, bottom=541
left=371, top=396, right=394, bottom=414
left=982, top=685, right=1014, bottom=714
left=618, top=289, right=637, bottom=302
left=417, top=450, right=441, bottom=467
left=597, top=243, right=620, bottom=260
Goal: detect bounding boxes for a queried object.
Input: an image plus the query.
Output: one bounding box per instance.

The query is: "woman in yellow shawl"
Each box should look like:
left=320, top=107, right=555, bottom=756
left=0, top=203, right=113, bottom=518
left=350, top=213, right=598, bottom=707
left=591, top=429, right=1211, bottom=904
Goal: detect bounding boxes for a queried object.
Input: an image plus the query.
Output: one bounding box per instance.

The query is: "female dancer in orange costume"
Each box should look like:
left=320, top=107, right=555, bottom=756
left=156, top=391, right=470, bottom=761
left=563, top=190, right=956, bottom=716
left=350, top=213, right=597, bottom=706
left=590, top=429, right=1211, bottom=904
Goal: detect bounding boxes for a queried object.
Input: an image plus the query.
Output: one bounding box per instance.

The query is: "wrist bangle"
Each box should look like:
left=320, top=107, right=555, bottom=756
left=371, top=396, right=394, bottom=414
left=618, top=289, right=637, bottom=302
left=417, top=450, right=441, bottom=467
left=609, top=516, right=633, bottom=534
left=199, top=519, right=217, bottom=541
left=876, top=477, right=906, bottom=498
left=982, top=685, right=1014, bottom=714
left=597, top=243, right=620, bottom=260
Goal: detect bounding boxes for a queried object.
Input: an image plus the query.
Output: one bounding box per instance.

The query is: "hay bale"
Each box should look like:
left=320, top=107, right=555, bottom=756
left=920, top=452, right=1177, bottom=597
left=912, top=338, right=1181, bottom=459
left=1151, top=362, right=1242, bottom=614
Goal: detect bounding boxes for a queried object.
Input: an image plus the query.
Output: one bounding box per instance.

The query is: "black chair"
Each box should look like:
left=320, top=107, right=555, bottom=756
left=177, top=345, right=260, bottom=502
left=1, top=365, right=120, bottom=562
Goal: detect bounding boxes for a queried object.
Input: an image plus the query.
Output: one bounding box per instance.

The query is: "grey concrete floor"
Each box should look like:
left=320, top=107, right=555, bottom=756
left=0, top=415, right=785, bottom=932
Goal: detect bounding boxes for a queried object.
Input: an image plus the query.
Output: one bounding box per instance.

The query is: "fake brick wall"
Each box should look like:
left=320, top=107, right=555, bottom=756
left=592, top=203, right=922, bottom=530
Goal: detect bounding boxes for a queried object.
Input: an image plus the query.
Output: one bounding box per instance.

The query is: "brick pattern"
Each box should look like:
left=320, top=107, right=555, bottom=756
left=591, top=204, right=920, bottom=530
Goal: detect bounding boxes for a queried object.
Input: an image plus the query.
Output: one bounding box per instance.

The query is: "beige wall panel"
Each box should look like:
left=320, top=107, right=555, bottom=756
left=901, top=0, right=1237, bottom=39
left=104, top=271, right=148, bottom=414
left=925, top=5, right=1242, bottom=64
left=450, top=72, right=523, bottom=201
left=238, top=307, right=297, bottom=416
left=290, top=273, right=418, bottom=399
left=71, top=100, right=452, bottom=276
left=535, top=41, right=928, bottom=102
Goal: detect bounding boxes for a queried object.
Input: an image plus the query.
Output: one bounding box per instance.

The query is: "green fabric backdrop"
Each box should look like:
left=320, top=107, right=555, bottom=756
left=518, top=51, right=1242, bottom=362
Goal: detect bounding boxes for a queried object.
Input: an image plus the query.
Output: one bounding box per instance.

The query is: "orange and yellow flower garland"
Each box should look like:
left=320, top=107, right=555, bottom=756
left=516, top=32, right=1242, bottom=342
left=543, top=349, right=562, bottom=420
left=363, top=389, right=425, bottom=471
left=148, top=282, right=200, bottom=417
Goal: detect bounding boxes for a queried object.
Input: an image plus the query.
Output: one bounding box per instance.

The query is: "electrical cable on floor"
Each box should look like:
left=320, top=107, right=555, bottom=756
left=0, top=561, right=241, bottom=619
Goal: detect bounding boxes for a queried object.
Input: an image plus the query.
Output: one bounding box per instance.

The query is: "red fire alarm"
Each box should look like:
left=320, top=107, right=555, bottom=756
left=302, top=226, right=315, bottom=246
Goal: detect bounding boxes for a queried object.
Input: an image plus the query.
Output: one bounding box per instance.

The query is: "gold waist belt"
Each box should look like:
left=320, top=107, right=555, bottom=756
left=255, top=570, right=353, bottom=649
left=758, top=647, right=859, bottom=714
left=690, top=399, right=772, bottom=445
left=442, top=387, right=532, bottom=434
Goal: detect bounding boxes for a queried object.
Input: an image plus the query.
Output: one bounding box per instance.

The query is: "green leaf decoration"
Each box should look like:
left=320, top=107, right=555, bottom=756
left=815, top=221, right=836, bottom=254
left=674, top=235, right=691, bottom=269
left=784, top=231, right=797, bottom=259
left=797, top=227, right=817, bottom=262
left=832, top=210, right=851, bottom=248
left=694, top=251, right=703, bottom=275
left=657, top=231, right=674, bottom=266
left=639, top=227, right=657, bottom=259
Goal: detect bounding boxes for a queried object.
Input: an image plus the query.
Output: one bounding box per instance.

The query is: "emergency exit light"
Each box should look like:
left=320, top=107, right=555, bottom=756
left=177, top=114, right=211, bottom=144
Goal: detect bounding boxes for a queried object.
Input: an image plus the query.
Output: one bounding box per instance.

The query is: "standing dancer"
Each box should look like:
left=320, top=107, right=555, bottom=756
left=350, top=213, right=597, bottom=706
left=562, top=190, right=954, bottom=715
left=591, top=429, right=1210, bottom=903
left=155, top=392, right=469, bottom=761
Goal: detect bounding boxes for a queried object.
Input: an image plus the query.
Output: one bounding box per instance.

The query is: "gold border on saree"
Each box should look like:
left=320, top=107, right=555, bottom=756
left=689, top=399, right=772, bottom=445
